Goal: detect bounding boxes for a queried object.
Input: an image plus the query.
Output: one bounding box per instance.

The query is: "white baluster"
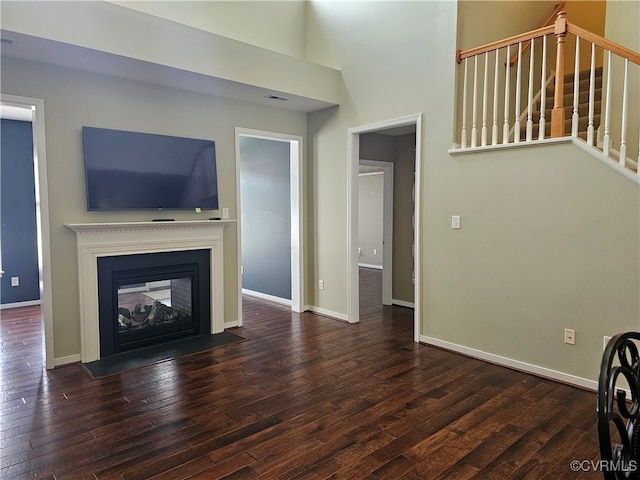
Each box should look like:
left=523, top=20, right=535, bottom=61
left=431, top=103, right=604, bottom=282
left=571, top=37, right=580, bottom=137
left=603, top=51, right=612, bottom=156
left=539, top=35, right=547, bottom=140
left=482, top=53, right=488, bottom=146
left=461, top=58, right=468, bottom=148
left=514, top=42, right=523, bottom=143
left=503, top=45, right=511, bottom=144
left=526, top=38, right=534, bottom=141
left=472, top=56, right=478, bottom=148
left=587, top=43, right=596, bottom=145
left=492, top=48, right=499, bottom=145
left=619, top=58, right=629, bottom=166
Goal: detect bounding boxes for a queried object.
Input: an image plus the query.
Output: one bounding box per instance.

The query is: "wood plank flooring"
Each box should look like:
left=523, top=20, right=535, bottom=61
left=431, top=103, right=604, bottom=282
left=1, top=268, right=601, bottom=478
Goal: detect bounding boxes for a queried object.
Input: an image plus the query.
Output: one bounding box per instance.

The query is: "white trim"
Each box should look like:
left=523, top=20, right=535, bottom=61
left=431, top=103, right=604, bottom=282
left=348, top=114, right=423, bottom=337
left=360, top=159, right=394, bottom=305
left=1, top=94, right=54, bottom=369
left=66, top=221, right=231, bottom=363
left=0, top=299, right=41, bottom=310
left=242, top=288, right=292, bottom=307
left=413, top=115, right=423, bottom=343
left=54, top=354, right=82, bottom=367
left=235, top=128, right=305, bottom=327
left=307, top=305, right=349, bottom=322
left=358, top=263, right=383, bottom=270
left=347, top=131, right=360, bottom=324
left=449, top=136, right=640, bottom=186
left=421, top=335, right=597, bottom=391
left=392, top=299, right=415, bottom=308
left=224, top=320, right=240, bottom=329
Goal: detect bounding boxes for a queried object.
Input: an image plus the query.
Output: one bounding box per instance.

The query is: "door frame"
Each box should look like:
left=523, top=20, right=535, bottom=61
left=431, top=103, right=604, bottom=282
left=1, top=94, right=54, bottom=368
left=358, top=159, right=394, bottom=305
left=235, top=127, right=305, bottom=325
left=347, top=113, right=422, bottom=342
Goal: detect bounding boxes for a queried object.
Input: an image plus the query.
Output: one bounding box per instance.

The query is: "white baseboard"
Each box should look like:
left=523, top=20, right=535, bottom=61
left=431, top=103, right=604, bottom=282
left=54, top=354, right=81, bottom=367
left=308, top=305, right=349, bottom=322
left=358, top=263, right=383, bottom=270
left=420, top=335, right=598, bottom=391
left=242, top=288, right=292, bottom=307
left=392, top=299, right=415, bottom=308
left=0, top=299, right=41, bottom=310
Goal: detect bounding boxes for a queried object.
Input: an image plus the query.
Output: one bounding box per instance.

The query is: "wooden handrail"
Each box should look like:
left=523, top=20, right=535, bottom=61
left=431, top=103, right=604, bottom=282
left=457, top=25, right=554, bottom=64
left=457, top=17, right=640, bottom=67
left=568, top=23, right=640, bottom=66
left=508, top=2, right=565, bottom=67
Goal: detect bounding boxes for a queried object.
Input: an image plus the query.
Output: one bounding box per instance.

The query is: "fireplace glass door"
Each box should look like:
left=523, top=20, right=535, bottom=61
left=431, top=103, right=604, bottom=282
left=97, top=249, right=211, bottom=357
left=116, top=271, right=196, bottom=352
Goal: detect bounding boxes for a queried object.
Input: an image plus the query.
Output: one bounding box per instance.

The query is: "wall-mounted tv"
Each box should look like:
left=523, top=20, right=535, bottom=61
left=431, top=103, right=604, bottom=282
left=82, top=127, right=219, bottom=211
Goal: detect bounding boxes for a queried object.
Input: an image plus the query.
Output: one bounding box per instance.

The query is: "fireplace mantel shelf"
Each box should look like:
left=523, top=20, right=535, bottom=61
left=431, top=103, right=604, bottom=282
left=66, top=220, right=235, bottom=235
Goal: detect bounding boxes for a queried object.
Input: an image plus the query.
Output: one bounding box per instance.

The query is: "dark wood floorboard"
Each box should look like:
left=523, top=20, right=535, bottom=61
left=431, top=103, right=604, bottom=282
left=0, top=268, right=600, bottom=478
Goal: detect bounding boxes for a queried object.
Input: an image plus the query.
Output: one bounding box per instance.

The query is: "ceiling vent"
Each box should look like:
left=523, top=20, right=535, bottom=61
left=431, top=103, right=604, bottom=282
left=265, top=94, right=290, bottom=102
left=0, top=37, right=18, bottom=46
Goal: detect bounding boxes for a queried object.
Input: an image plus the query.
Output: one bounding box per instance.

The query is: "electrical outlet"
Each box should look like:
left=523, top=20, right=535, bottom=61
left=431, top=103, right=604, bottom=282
left=452, top=215, right=461, bottom=229
left=564, top=328, right=576, bottom=345
left=358, top=248, right=362, bottom=255
left=11, top=276, right=19, bottom=287
left=241, top=266, right=244, bottom=275
left=319, top=280, right=324, bottom=290
left=222, top=208, right=229, bottom=219
left=603, top=336, right=612, bottom=350
left=373, top=249, right=377, bottom=256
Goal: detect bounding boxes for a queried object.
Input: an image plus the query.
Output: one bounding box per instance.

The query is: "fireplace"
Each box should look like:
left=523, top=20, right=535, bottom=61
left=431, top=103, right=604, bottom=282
left=97, top=250, right=210, bottom=357
left=66, top=220, right=231, bottom=363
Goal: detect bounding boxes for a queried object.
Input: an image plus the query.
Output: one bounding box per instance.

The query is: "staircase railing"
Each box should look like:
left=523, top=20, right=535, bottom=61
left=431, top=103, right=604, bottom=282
left=454, top=11, right=640, bottom=175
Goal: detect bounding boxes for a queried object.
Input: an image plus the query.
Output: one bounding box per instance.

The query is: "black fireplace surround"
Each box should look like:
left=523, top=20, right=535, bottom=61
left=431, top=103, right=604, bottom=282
left=97, top=250, right=211, bottom=357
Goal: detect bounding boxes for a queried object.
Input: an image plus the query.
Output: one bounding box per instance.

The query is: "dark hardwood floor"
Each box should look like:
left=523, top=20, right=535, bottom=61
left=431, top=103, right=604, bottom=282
left=1, top=268, right=601, bottom=479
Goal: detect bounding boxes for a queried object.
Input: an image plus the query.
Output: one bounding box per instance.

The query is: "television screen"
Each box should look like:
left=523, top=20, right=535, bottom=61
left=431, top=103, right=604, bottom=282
left=82, top=127, right=219, bottom=211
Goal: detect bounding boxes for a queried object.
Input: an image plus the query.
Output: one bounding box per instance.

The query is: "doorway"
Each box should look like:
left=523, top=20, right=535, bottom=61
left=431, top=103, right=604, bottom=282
left=235, top=128, right=304, bottom=325
left=358, top=159, right=394, bottom=306
left=0, top=94, right=54, bottom=368
left=347, top=114, right=422, bottom=342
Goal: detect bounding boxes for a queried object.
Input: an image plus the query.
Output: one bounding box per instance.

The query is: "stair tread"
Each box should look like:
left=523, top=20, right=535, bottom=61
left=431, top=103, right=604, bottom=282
left=564, top=66, right=603, bottom=82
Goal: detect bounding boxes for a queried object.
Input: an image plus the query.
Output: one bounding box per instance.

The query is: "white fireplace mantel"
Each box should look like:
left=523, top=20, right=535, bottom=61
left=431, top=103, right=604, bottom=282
left=66, top=220, right=233, bottom=363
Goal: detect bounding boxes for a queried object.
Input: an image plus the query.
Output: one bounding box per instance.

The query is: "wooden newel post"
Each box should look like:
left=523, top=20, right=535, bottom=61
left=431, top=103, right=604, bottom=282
left=551, top=11, right=568, bottom=137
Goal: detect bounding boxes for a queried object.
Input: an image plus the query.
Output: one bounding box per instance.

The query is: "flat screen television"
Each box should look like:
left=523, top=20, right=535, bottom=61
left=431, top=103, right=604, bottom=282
left=82, top=127, right=219, bottom=211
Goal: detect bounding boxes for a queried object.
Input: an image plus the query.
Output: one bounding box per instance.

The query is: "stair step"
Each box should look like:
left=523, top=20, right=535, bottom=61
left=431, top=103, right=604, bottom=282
left=539, top=101, right=602, bottom=120
left=541, top=88, right=602, bottom=110
left=548, top=76, right=603, bottom=96
left=564, top=66, right=603, bottom=82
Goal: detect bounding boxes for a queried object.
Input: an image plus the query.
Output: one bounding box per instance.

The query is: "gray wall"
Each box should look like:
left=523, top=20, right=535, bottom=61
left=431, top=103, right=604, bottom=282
left=240, top=136, right=291, bottom=300
left=1, top=56, right=306, bottom=361
left=1, top=119, right=40, bottom=304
